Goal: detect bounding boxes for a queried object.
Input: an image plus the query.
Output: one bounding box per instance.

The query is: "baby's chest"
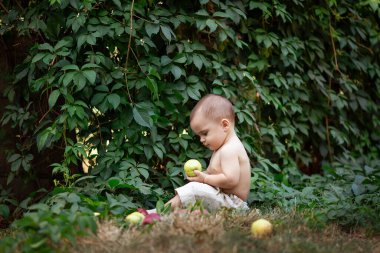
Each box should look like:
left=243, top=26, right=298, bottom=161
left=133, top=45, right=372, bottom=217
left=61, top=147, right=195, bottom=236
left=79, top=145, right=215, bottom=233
left=207, top=152, right=222, bottom=173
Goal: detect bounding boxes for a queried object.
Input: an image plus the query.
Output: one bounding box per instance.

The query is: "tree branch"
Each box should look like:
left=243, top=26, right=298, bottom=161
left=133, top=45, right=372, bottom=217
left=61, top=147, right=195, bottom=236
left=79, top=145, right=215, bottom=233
left=325, top=77, right=333, bottom=163
left=124, top=0, right=135, bottom=104
left=0, top=1, right=9, bottom=13
left=329, top=19, right=339, bottom=72
left=15, top=0, right=24, bottom=12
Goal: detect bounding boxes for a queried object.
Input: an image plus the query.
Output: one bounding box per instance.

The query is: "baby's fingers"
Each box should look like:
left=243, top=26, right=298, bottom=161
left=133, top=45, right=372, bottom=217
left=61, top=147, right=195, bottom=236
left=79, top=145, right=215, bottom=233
left=193, top=170, right=204, bottom=177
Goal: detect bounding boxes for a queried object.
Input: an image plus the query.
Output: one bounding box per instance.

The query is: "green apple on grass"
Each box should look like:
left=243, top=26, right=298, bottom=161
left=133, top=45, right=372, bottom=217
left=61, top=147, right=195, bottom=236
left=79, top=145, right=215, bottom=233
left=125, top=211, right=145, bottom=225
left=184, top=159, right=202, bottom=177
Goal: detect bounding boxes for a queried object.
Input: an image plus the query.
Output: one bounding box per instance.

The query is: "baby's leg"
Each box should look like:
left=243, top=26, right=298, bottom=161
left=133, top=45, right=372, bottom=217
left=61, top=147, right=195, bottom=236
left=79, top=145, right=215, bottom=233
left=147, top=193, right=182, bottom=214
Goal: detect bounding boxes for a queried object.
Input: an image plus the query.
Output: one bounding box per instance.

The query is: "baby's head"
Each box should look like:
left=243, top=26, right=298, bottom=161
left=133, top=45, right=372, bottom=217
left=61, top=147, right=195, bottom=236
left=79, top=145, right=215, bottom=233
left=190, top=94, right=235, bottom=126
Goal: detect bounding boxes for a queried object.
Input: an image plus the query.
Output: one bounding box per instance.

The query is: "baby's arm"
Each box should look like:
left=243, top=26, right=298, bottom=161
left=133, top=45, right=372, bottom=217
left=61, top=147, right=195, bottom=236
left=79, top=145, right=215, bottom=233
left=187, top=147, right=240, bottom=189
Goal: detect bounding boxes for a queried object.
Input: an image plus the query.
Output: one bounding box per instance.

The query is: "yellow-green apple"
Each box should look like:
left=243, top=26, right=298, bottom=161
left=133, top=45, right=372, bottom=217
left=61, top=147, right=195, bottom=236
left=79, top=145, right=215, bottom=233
left=184, top=159, right=202, bottom=177
left=251, top=218, right=273, bottom=237
left=125, top=211, right=145, bottom=225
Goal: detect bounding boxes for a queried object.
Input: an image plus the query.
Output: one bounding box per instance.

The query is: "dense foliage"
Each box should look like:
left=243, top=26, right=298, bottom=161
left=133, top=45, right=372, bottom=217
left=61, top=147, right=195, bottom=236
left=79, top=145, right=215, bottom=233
left=0, top=0, right=379, bottom=251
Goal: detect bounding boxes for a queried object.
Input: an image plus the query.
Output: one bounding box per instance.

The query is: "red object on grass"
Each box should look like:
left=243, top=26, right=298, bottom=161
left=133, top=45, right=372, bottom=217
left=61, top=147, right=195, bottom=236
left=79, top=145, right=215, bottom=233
left=142, top=213, right=161, bottom=225
left=137, top=208, right=149, bottom=216
left=137, top=208, right=161, bottom=225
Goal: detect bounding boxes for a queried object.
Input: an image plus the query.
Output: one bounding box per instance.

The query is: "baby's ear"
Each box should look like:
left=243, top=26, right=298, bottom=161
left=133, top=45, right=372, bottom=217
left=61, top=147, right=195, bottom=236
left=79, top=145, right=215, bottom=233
left=221, top=118, right=231, bottom=129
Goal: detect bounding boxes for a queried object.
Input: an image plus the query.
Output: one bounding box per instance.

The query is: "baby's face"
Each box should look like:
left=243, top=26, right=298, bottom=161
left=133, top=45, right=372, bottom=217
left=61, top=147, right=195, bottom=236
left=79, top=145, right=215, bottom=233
left=190, top=113, right=228, bottom=151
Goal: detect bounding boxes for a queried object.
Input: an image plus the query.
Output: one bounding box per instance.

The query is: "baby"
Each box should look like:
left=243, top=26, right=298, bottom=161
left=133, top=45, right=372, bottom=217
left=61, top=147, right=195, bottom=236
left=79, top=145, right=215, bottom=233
left=162, top=94, right=251, bottom=212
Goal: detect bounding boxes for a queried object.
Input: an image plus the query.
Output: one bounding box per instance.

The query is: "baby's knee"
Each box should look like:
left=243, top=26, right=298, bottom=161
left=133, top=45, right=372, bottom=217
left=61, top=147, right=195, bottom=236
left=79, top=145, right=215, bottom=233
left=187, top=181, right=203, bottom=190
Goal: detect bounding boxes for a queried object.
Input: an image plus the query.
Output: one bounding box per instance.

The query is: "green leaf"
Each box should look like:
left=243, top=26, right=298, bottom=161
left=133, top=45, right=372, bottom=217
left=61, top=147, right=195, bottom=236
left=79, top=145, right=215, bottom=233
left=11, top=159, right=21, bottom=172
left=218, top=30, right=227, bottom=42
left=8, top=154, right=21, bottom=163
left=48, top=90, right=60, bottom=109
left=133, top=104, right=151, bottom=128
left=37, top=130, right=50, bottom=152
left=69, top=0, right=80, bottom=9
left=67, top=193, right=81, bottom=203
left=62, top=72, right=75, bottom=86
left=160, top=56, right=172, bottom=66
left=137, top=167, right=149, bottom=179
left=108, top=177, right=121, bottom=188
left=54, top=37, right=73, bottom=51
left=82, top=63, right=100, bottom=69
left=14, top=67, right=28, bottom=82
left=187, top=75, right=199, bottom=83
left=77, top=34, right=87, bottom=50
left=82, top=70, right=96, bottom=84
left=173, top=53, right=187, bottom=64
left=148, top=66, right=161, bottom=80
left=0, top=204, right=10, bottom=218
left=213, top=11, right=230, bottom=18
left=71, top=13, right=86, bottom=32
left=192, top=54, right=203, bottom=70
left=161, top=25, right=173, bottom=41
left=170, top=65, right=182, bottom=80
left=368, top=1, right=379, bottom=11
left=144, top=146, right=153, bottom=160
left=145, top=22, right=160, bottom=38
left=112, top=0, right=122, bottom=10
left=32, top=53, right=48, bottom=63
left=107, top=93, right=121, bottom=109
left=95, top=85, right=109, bottom=92
left=153, top=143, right=165, bottom=159
left=7, top=173, right=15, bottom=185
left=39, top=43, right=54, bottom=52
left=74, top=72, right=87, bottom=91
left=91, top=93, right=107, bottom=105
left=62, top=65, right=80, bottom=71
left=41, top=54, right=55, bottom=64
left=178, top=138, right=188, bottom=150
left=195, top=9, right=209, bottom=16
left=146, top=77, right=158, bottom=100
left=86, top=33, right=97, bottom=45
left=112, top=83, right=123, bottom=92
left=206, top=19, right=218, bottom=32
left=187, top=85, right=202, bottom=100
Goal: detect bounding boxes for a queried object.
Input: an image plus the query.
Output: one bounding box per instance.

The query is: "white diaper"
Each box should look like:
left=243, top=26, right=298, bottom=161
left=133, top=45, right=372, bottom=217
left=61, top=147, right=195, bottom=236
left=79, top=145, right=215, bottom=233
left=175, top=182, right=249, bottom=212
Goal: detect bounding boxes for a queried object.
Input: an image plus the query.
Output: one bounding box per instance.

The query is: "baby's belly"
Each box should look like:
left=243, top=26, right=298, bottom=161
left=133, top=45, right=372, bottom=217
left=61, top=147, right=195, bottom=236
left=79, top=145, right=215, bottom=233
left=221, top=188, right=246, bottom=201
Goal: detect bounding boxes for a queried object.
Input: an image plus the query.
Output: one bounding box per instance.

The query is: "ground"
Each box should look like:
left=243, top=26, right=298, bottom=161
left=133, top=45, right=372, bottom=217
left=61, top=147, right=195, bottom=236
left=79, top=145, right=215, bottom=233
left=69, top=208, right=380, bottom=253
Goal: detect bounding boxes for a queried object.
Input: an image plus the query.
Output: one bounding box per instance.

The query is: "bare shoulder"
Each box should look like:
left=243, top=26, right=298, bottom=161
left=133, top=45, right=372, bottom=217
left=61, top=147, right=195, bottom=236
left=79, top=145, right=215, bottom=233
left=219, top=136, right=248, bottom=158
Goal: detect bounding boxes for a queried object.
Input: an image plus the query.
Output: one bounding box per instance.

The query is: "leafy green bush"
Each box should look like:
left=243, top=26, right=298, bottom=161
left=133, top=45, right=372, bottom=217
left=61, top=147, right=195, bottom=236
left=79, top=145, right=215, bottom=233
left=0, top=208, right=97, bottom=253
left=0, top=185, right=19, bottom=222
left=251, top=150, right=380, bottom=233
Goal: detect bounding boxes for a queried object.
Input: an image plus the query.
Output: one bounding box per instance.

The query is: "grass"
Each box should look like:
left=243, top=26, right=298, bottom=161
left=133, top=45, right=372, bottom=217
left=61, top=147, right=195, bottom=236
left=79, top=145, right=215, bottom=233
left=69, top=208, right=380, bottom=253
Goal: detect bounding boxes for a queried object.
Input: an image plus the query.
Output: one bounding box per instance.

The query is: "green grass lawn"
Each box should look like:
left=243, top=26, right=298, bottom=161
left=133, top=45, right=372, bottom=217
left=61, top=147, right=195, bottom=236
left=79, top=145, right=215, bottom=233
left=69, top=208, right=379, bottom=253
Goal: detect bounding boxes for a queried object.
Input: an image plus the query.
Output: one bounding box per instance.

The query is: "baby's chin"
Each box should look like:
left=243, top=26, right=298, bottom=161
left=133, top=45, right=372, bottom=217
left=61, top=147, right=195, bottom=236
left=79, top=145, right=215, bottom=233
left=205, top=145, right=218, bottom=151
left=204, top=144, right=212, bottom=150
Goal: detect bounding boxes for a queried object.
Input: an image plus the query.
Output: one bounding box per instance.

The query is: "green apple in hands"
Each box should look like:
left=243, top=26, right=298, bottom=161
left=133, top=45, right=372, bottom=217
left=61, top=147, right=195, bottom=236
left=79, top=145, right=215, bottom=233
left=184, top=159, right=202, bottom=177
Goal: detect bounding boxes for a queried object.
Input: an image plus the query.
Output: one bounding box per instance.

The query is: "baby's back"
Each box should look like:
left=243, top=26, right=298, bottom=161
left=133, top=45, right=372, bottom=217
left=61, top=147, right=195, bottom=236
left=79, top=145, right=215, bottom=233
left=220, top=136, right=251, bottom=200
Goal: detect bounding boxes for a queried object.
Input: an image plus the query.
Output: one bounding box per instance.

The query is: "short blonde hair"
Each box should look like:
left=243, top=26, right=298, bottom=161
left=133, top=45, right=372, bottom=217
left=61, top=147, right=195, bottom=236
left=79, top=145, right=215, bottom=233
left=190, top=94, right=235, bottom=124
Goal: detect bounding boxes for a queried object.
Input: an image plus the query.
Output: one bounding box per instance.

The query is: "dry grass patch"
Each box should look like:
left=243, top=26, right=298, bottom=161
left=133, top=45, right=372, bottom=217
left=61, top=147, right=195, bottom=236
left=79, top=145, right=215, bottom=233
left=71, top=208, right=379, bottom=253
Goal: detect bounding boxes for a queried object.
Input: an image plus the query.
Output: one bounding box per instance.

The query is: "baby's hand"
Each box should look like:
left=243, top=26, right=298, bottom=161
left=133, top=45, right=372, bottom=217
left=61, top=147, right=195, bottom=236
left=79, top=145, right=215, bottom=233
left=187, top=170, right=207, bottom=184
